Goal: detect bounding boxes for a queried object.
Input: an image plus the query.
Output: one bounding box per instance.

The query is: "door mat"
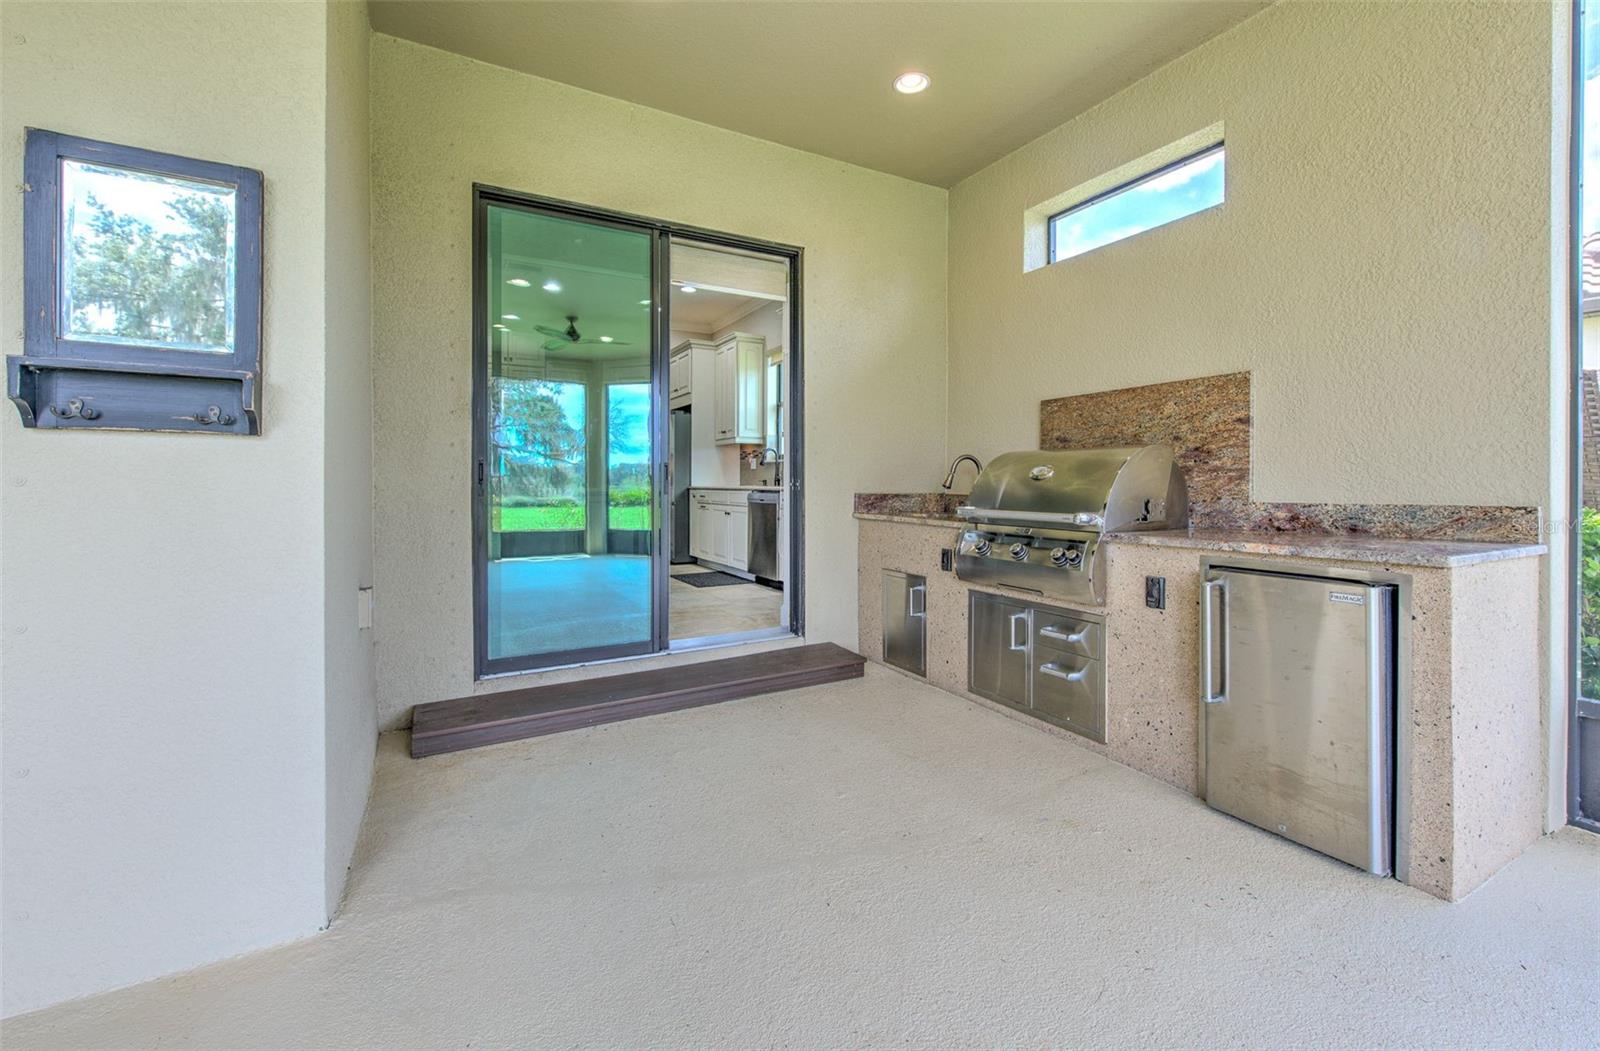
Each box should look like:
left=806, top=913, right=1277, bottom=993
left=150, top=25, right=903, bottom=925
left=676, top=571, right=755, bottom=588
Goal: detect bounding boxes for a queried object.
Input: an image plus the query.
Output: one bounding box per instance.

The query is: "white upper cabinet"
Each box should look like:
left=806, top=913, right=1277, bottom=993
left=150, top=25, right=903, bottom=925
left=669, top=339, right=712, bottom=410
left=713, top=332, right=766, bottom=445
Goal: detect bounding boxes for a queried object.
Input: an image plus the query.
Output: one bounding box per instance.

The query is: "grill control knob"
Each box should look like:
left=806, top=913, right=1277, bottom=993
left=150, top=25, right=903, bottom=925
left=1049, top=546, right=1083, bottom=568
left=1009, top=543, right=1029, bottom=561
left=973, top=539, right=991, bottom=557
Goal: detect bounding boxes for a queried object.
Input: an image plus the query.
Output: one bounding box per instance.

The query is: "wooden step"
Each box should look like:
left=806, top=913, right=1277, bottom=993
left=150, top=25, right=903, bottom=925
left=410, top=643, right=865, bottom=758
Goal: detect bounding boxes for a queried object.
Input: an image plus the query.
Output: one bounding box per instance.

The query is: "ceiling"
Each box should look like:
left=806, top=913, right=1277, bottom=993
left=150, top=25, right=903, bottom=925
left=487, top=208, right=790, bottom=372
left=490, top=205, right=652, bottom=366
left=669, top=285, right=770, bottom=335
left=368, top=1, right=1269, bottom=187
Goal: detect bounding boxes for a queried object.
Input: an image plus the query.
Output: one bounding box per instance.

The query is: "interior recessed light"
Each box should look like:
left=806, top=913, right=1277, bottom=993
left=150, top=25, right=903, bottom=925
left=599, top=336, right=614, bottom=343
left=501, top=313, right=519, bottom=320
left=638, top=299, right=651, bottom=306
left=492, top=323, right=508, bottom=331
left=681, top=285, right=698, bottom=294
left=542, top=280, right=562, bottom=293
left=893, top=71, right=930, bottom=94
left=506, top=278, right=531, bottom=287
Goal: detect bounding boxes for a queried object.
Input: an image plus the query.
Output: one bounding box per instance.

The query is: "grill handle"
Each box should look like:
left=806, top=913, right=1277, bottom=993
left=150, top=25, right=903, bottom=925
left=957, top=506, right=1104, bottom=529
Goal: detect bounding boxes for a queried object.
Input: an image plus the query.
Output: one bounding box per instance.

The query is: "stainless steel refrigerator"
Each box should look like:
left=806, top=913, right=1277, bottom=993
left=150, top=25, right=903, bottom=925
left=1200, top=565, right=1395, bottom=875
left=669, top=409, right=693, bottom=563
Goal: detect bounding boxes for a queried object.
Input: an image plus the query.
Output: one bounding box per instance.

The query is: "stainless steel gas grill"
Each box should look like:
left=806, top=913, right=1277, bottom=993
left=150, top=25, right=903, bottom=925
left=954, top=446, right=1188, bottom=606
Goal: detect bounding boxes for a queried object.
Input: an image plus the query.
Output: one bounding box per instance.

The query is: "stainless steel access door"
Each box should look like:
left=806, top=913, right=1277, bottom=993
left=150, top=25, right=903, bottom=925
left=882, top=570, right=927, bottom=676
left=1201, top=567, right=1395, bottom=875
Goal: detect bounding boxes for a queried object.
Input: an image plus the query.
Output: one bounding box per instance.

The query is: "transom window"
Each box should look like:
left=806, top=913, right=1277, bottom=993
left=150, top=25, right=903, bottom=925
left=1048, top=143, right=1225, bottom=264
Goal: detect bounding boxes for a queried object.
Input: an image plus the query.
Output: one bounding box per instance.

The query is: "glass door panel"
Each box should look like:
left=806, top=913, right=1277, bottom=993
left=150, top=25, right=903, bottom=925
left=479, top=201, right=657, bottom=671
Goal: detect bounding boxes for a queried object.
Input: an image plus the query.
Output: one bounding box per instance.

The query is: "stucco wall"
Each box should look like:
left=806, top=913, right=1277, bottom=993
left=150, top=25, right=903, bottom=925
left=323, top=0, right=377, bottom=916
left=946, top=0, right=1569, bottom=830
left=369, top=35, right=949, bottom=729
left=0, top=0, right=375, bottom=1017
left=947, top=1, right=1553, bottom=510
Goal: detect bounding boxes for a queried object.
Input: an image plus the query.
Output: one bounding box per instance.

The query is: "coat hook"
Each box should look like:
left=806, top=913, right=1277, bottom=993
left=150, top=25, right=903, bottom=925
left=187, top=405, right=236, bottom=426
left=49, top=398, right=99, bottom=420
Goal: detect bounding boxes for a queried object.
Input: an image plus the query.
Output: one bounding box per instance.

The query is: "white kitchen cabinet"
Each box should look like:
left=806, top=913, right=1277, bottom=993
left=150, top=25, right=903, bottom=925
left=669, top=348, right=690, bottom=407
left=712, top=333, right=765, bottom=445
left=688, top=488, right=749, bottom=571
left=669, top=339, right=711, bottom=410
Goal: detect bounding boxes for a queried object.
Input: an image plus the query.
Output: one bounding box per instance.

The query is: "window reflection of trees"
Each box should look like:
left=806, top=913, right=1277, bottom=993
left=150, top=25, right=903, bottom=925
left=64, top=167, right=234, bottom=350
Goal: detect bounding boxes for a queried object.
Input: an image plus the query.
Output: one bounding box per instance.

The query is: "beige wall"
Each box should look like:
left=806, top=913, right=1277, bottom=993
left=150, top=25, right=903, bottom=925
left=948, top=0, right=1553, bottom=509
left=370, top=34, right=949, bottom=729
left=323, top=0, right=377, bottom=914
left=0, top=0, right=376, bottom=1017
left=947, top=0, right=1570, bottom=829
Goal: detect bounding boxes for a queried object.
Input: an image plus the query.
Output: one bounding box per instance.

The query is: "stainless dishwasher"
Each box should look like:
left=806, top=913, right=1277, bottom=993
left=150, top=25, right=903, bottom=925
left=1201, top=565, right=1396, bottom=875
left=747, top=491, right=779, bottom=580
left=882, top=570, right=926, bottom=676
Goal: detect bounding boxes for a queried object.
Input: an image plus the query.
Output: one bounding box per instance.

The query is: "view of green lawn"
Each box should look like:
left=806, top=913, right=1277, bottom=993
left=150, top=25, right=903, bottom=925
left=494, top=505, right=651, bottom=532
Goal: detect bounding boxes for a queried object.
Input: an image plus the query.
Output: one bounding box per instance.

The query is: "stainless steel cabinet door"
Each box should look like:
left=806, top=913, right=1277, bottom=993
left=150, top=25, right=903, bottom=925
left=1202, top=568, right=1394, bottom=875
left=882, top=570, right=926, bottom=676
left=969, top=592, right=1029, bottom=707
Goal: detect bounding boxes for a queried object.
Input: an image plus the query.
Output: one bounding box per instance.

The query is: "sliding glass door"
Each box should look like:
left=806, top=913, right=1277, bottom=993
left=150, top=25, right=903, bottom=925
left=475, top=197, right=661, bottom=674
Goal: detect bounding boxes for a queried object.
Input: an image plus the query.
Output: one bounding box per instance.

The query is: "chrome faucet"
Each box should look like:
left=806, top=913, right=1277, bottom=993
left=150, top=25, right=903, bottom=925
left=758, top=447, right=782, bottom=487
left=941, top=454, right=983, bottom=491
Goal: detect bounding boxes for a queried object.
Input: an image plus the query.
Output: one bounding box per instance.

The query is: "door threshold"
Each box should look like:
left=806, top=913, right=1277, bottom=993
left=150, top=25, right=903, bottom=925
left=411, top=642, right=862, bottom=757
left=669, top=626, right=795, bottom=652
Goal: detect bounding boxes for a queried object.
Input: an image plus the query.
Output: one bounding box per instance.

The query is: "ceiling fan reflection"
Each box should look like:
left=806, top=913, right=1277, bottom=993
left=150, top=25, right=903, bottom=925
left=534, top=315, right=631, bottom=352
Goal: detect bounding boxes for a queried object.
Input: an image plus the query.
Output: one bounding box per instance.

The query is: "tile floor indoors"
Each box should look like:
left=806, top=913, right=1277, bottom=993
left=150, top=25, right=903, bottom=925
left=5, top=666, right=1596, bottom=1049
left=668, top=562, right=784, bottom=640
left=485, top=557, right=783, bottom=657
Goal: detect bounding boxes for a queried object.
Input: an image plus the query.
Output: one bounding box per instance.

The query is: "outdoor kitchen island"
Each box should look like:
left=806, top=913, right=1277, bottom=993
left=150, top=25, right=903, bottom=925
left=854, top=498, right=1547, bottom=902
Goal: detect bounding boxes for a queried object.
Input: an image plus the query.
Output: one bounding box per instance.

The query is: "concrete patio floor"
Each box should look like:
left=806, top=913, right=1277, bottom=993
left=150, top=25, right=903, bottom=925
left=6, top=666, right=1597, bottom=1049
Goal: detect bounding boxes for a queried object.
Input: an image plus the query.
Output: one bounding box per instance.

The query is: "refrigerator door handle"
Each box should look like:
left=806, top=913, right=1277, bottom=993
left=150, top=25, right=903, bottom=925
left=1201, top=578, right=1228, bottom=704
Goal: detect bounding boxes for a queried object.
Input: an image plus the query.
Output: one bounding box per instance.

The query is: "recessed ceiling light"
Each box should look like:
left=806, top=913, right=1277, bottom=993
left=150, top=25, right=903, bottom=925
left=501, top=313, right=519, bottom=320
left=893, top=71, right=930, bottom=94
left=542, top=280, right=562, bottom=293
left=599, top=336, right=614, bottom=343
left=506, top=278, right=531, bottom=287
left=638, top=299, right=651, bottom=306
left=492, top=323, right=508, bottom=331
left=681, top=285, right=698, bottom=294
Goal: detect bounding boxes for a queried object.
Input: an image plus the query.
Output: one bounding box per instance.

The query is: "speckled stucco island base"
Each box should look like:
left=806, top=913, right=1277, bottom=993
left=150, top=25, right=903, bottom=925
left=855, top=512, right=1546, bottom=901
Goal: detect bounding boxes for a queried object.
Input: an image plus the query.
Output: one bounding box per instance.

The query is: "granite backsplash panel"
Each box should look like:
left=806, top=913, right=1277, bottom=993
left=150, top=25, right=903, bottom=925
left=1038, top=371, right=1539, bottom=544
left=1040, top=371, right=1251, bottom=527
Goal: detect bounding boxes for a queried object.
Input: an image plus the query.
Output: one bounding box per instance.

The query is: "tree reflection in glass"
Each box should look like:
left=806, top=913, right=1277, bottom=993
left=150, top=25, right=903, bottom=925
left=60, top=160, right=237, bottom=352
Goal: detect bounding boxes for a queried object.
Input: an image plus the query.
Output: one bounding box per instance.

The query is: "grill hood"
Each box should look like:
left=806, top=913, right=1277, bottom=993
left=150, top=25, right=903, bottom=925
left=958, top=446, right=1186, bottom=532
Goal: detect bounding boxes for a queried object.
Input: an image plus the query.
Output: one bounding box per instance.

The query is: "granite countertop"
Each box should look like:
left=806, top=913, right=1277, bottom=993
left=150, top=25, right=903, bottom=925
left=853, top=511, right=964, bottom=527
left=1108, top=528, right=1546, bottom=568
left=851, top=492, right=1547, bottom=567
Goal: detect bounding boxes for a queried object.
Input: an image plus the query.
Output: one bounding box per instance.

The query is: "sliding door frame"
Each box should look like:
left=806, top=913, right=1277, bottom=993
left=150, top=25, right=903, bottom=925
left=1568, top=0, right=1599, bottom=833
left=471, top=184, right=806, bottom=680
